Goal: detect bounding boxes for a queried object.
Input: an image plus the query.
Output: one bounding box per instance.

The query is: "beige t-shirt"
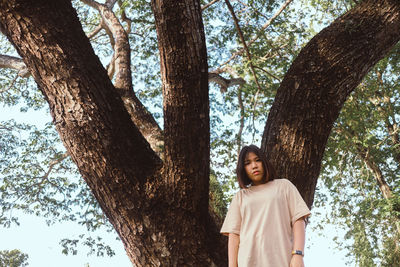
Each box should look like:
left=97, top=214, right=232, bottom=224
left=220, top=178, right=311, bottom=267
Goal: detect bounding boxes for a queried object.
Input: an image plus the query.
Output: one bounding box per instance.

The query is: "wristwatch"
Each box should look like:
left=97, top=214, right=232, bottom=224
left=291, top=250, right=304, bottom=256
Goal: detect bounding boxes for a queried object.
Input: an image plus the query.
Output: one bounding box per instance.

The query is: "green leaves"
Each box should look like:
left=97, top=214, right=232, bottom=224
left=60, top=235, right=115, bottom=257
left=0, top=0, right=399, bottom=263
left=0, top=249, right=29, bottom=267
left=318, top=42, right=400, bottom=266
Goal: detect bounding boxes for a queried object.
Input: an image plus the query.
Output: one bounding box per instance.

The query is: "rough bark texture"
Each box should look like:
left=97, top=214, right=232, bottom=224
left=1, top=0, right=400, bottom=266
left=152, top=0, right=210, bottom=218
left=261, top=0, right=400, bottom=208
left=82, top=0, right=164, bottom=156
left=151, top=1, right=226, bottom=265
left=0, top=0, right=226, bottom=266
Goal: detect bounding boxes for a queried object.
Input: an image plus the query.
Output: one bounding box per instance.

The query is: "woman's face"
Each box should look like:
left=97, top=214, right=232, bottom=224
left=244, top=152, right=265, bottom=186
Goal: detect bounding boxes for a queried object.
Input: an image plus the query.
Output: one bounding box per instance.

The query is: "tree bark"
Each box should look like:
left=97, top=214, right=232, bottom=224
left=82, top=0, right=164, bottom=156
left=0, top=0, right=226, bottom=266
left=261, top=0, right=400, bottom=208
left=152, top=1, right=226, bottom=265
left=2, top=0, right=400, bottom=265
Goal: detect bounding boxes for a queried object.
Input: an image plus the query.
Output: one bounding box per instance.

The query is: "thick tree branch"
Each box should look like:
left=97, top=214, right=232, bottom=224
left=152, top=0, right=226, bottom=264
left=152, top=0, right=210, bottom=211
left=81, top=0, right=164, bottom=156
left=0, top=2, right=166, bottom=265
left=262, top=0, right=400, bottom=207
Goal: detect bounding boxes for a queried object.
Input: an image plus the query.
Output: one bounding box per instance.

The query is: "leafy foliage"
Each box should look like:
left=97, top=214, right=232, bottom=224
left=0, top=249, right=29, bottom=267
left=317, top=43, right=400, bottom=266
left=0, top=0, right=399, bottom=264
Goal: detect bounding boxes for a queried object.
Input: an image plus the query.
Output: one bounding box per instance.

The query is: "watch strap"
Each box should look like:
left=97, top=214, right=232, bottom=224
left=291, top=250, right=304, bottom=256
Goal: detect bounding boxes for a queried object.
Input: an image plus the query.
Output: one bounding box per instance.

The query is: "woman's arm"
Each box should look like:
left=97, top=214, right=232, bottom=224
left=228, top=233, right=240, bottom=267
left=290, top=217, right=306, bottom=267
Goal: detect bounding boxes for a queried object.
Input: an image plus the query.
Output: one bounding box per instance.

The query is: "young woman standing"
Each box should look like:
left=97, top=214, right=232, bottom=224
left=220, top=145, right=311, bottom=267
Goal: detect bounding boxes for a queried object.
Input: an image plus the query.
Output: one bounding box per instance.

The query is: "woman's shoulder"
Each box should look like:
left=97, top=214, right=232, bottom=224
left=273, top=178, right=293, bottom=184
left=272, top=178, right=296, bottom=190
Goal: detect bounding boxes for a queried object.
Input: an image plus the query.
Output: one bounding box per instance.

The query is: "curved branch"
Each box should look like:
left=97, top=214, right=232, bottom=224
left=208, top=72, right=245, bottom=93
left=261, top=0, right=400, bottom=207
left=81, top=0, right=164, bottom=156
left=225, top=0, right=263, bottom=93
left=87, top=20, right=104, bottom=39
left=0, top=54, right=30, bottom=77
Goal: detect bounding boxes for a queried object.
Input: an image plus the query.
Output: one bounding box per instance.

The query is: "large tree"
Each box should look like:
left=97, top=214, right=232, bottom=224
left=0, top=0, right=400, bottom=266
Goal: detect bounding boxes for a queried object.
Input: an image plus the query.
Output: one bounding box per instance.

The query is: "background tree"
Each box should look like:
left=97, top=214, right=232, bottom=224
left=0, top=249, right=29, bottom=267
left=316, top=43, right=400, bottom=266
left=0, top=0, right=399, bottom=266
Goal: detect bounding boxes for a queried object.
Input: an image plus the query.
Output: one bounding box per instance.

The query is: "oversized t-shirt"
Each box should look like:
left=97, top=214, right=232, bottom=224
left=220, top=178, right=311, bottom=267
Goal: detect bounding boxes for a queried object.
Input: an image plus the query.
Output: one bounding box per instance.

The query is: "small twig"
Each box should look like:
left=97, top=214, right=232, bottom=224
left=224, top=0, right=262, bottom=90
left=0, top=73, right=18, bottom=94
left=236, top=0, right=269, bottom=20
left=120, top=9, right=133, bottom=34
left=237, top=86, right=244, bottom=156
left=42, top=152, right=69, bottom=181
left=220, top=0, right=293, bottom=68
left=253, top=65, right=281, bottom=82
left=201, top=0, right=221, bottom=11
left=225, top=0, right=264, bottom=140
left=87, top=20, right=104, bottom=39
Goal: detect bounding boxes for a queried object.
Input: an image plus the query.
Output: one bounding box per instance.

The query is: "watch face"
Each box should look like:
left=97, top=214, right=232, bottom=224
left=293, top=250, right=304, bottom=256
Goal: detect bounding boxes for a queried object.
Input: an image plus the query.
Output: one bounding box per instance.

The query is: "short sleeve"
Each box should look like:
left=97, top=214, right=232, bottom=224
left=283, top=179, right=311, bottom=226
left=220, top=192, right=242, bottom=236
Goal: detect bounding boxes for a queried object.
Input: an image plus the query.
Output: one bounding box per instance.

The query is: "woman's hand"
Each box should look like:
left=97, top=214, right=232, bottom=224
left=290, top=254, right=304, bottom=267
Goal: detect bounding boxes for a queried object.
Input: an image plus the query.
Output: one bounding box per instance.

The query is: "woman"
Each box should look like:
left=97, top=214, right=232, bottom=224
left=220, top=145, right=311, bottom=267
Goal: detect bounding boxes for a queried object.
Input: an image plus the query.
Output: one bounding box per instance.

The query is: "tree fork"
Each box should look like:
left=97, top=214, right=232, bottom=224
left=0, top=0, right=227, bottom=265
left=82, top=0, right=164, bottom=156
left=152, top=0, right=210, bottom=217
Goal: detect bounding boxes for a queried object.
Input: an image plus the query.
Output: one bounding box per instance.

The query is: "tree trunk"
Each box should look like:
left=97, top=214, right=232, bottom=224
left=262, top=0, right=400, bottom=208
left=1, top=0, right=400, bottom=266
left=0, top=0, right=226, bottom=266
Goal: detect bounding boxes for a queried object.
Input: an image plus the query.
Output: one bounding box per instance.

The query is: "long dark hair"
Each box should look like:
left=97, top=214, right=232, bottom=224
left=236, top=145, right=277, bottom=188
